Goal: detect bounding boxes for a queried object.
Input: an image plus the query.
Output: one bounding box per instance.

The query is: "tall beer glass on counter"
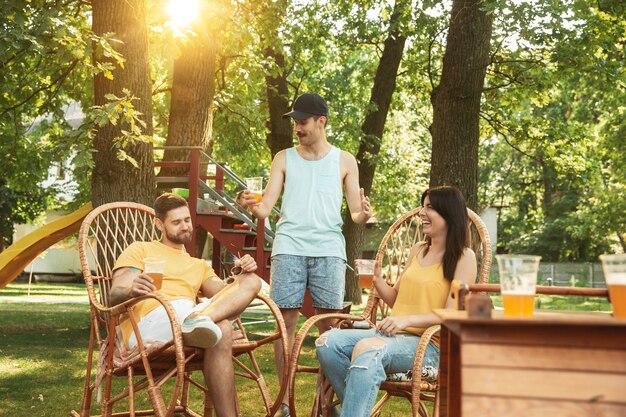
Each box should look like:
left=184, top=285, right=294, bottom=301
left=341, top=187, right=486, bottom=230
left=496, top=254, right=541, bottom=318
left=600, top=253, right=626, bottom=319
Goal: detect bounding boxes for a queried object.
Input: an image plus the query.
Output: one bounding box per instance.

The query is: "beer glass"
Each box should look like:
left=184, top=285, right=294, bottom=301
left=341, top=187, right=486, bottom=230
left=355, top=259, right=375, bottom=289
left=143, top=258, right=165, bottom=290
left=599, top=253, right=626, bottom=319
left=245, top=177, right=263, bottom=202
left=496, top=255, right=541, bottom=318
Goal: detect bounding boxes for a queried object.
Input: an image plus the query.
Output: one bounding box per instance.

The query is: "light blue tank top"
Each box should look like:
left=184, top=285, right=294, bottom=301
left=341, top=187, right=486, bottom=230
left=272, top=146, right=346, bottom=260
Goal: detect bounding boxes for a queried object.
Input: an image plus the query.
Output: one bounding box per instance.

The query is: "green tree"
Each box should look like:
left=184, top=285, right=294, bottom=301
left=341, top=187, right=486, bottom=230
left=343, top=0, right=413, bottom=302
left=479, top=0, right=626, bottom=260
left=429, top=0, right=493, bottom=210
left=91, top=0, right=155, bottom=207
left=2, top=0, right=624, bottom=267
left=257, top=0, right=294, bottom=158
left=158, top=0, right=233, bottom=256
left=0, top=1, right=92, bottom=246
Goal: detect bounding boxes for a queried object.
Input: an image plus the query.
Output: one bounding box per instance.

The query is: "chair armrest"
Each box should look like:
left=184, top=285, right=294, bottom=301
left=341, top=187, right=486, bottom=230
left=255, top=292, right=284, bottom=321
left=98, top=293, right=186, bottom=356
left=289, top=312, right=373, bottom=375
left=234, top=293, right=289, bottom=348
left=299, top=312, right=373, bottom=340
left=410, top=324, right=441, bottom=392
left=106, top=292, right=174, bottom=317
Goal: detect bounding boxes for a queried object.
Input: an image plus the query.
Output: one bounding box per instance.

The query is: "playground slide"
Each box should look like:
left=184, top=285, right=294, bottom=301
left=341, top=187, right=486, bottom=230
left=0, top=203, right=92, bottom=289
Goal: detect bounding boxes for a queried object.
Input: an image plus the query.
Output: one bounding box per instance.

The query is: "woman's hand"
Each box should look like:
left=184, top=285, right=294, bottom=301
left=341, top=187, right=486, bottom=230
left=373, top=259, right=382, bottom=283
left=376, top=316, right=411, bottom=336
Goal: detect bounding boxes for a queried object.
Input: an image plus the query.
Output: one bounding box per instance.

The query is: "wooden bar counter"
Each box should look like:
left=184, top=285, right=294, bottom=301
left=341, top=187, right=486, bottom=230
left=435, top=309, right=626, bottom=417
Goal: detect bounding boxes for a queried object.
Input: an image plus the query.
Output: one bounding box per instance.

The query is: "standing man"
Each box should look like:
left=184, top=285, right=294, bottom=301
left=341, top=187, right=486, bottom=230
left=244, top=93, right=372, bottom=417
left=110, top=193, right=262, bottom=417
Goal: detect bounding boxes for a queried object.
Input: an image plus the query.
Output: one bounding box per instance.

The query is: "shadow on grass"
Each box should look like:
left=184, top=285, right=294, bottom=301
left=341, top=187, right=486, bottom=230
left=0, top=303, right=90, bottom=416
left=0, top=299, right=413, bottom=416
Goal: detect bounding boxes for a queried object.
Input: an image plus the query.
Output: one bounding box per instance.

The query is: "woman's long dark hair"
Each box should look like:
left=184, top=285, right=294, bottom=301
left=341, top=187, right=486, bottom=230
left=421, top=186, right=469, bottom=281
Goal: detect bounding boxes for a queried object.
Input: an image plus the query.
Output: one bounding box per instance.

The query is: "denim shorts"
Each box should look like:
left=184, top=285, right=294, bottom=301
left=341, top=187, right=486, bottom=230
left=270, top=254, right=346, bottom=309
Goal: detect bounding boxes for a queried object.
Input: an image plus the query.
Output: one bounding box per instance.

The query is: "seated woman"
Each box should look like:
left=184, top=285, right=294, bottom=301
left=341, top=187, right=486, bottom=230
left=316, top=185, right=477, bottom=417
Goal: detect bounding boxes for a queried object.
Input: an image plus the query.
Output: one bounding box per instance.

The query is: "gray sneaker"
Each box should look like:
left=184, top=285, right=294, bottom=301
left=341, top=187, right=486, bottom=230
left=181, top=316, right=222, bottom=349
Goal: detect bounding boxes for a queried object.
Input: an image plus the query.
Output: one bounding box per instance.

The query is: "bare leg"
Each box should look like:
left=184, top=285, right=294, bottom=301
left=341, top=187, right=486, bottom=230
left=275, top=307, right=340, bottom=409
left=191, top=273, right=261, bottom=322
left=203, top=320, right=237, bottom=417
left=314, top=307, right=341, bottom=334
left=274, top=308, right=300, bottom=407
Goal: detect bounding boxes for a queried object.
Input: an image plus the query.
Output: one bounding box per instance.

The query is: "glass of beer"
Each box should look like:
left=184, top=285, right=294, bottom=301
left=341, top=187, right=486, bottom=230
left=245, top=177, right=263, bottom=203
left=355, top=259, right=375, bottom=289
left=496, top=254, right=541, bottom=318
left=143, top=258, right=165, bottom=290
left=599, top=253, right=626, bottom=319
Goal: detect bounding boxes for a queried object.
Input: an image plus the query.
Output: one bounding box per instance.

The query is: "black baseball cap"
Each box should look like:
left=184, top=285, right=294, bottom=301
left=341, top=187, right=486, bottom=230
left=282, top=93, right=328, bottom=120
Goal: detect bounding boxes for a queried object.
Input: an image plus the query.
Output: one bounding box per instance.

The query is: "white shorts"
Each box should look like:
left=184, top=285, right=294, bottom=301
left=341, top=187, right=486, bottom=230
left=128, top=298, right=212, bottom=349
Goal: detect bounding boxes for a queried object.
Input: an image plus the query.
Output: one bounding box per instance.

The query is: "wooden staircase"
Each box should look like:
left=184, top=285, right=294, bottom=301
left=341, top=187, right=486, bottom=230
left=194, top=209, right=272, bottom=281
left=154, top=146, right=274, bottom=283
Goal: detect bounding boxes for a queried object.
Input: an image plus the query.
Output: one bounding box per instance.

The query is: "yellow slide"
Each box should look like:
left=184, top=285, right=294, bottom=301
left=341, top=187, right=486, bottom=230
left=0, top=203, right=92, bottom=289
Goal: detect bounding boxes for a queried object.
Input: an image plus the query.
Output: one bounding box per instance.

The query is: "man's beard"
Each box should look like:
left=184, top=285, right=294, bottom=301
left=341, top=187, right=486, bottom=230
left=166, top=230, right=192, bottom=245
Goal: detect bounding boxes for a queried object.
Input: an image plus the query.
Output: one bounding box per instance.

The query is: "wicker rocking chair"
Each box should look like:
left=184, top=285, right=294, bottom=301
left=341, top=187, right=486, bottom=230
left=70, top=202, right=288, bottom=417
left=286, top=207, right=492, bottom=417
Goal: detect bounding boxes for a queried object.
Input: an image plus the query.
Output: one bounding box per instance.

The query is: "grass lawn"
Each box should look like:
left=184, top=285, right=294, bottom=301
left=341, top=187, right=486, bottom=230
left=0, top=283, right=612, bottom=416
left=491, top=292, right=612, bottom=312
left=0, top=284, right=412, bottom=416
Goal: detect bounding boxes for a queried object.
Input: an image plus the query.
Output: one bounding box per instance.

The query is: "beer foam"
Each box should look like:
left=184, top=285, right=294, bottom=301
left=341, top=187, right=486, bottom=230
left=606, top=272, right=626, bottom=285
left=501, top=289, right=535, bottom=295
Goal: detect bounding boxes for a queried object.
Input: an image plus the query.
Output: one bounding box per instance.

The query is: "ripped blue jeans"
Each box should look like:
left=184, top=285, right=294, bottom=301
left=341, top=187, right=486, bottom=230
left=316, top=328, right=439, bottom=417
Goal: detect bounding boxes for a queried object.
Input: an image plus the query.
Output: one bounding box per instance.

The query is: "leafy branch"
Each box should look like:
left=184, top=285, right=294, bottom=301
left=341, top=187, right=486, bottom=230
left=0, top=59, right=79, bottom=118
left=90, top=89, right=151, bottom=168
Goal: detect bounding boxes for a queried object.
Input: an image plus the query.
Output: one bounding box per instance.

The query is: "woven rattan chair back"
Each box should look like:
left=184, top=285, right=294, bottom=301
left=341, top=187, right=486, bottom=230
left=80, top=202, right=159, bottom=312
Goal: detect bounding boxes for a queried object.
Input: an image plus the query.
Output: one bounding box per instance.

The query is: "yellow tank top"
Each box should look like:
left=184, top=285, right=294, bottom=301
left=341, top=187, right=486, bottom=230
left=113, top=241, right=220, bottom=346
left=389, top=254, right=450, bottom=345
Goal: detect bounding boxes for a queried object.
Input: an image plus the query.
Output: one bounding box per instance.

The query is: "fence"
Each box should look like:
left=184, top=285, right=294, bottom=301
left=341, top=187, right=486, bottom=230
left=489, top=262, right=607, bottom=288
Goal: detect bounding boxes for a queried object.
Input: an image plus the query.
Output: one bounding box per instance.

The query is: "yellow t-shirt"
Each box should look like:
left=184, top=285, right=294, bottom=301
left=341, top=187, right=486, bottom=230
left=113, top=240, right=220, bottom=346
left=389, top=255, right=450, bottom=345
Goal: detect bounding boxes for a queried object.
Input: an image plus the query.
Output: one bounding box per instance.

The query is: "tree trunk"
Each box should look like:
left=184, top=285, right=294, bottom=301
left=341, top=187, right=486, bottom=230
left=161, top=27, right=217, bottom=172
left=429, top=0, right=493, bottom=211
left=91, top=0, right=155, bottom=207
left=540, top=150, right=558, bottom=219
left=253, top=0, right=292, bottom=158
left=161, top=17, right=218, bottom=257
left=617, top=233, right=626, bottom=253
left=264, top=48, right=293, bottom=157
left=344, top=0, right=410, bottom=304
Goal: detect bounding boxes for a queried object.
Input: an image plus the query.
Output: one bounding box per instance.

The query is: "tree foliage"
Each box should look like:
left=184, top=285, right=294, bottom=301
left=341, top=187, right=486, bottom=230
left=0, top=0, right=92, bottom=246
left=479, top=0, right=626, bottom=259
left=1, top=0, right=624, bottom=262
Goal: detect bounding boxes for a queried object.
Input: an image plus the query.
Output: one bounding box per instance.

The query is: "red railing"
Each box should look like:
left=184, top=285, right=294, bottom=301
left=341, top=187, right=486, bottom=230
left=154, top=147, right=270, bottom=282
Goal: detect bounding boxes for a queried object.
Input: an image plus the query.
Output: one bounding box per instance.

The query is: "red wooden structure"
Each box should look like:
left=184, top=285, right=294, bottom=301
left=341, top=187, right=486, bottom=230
left=154, top=147, right=273, bottom=282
